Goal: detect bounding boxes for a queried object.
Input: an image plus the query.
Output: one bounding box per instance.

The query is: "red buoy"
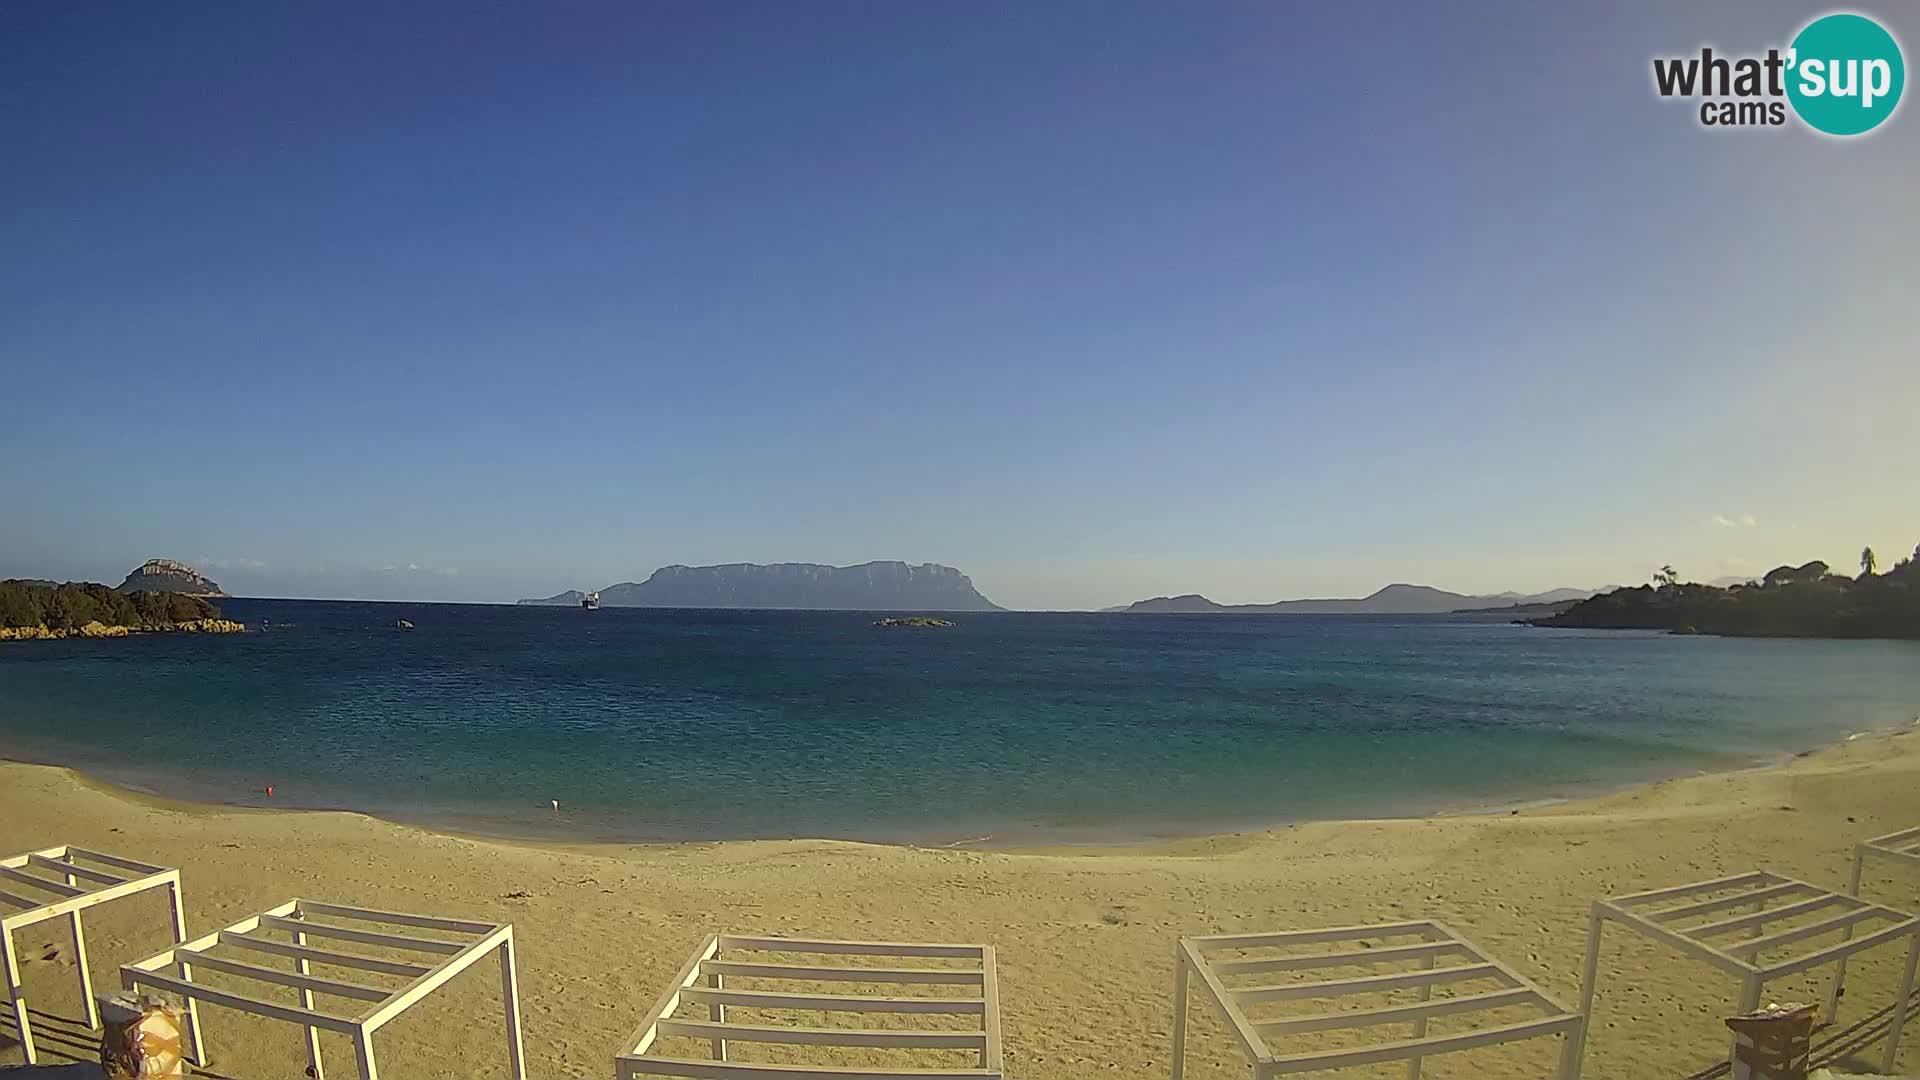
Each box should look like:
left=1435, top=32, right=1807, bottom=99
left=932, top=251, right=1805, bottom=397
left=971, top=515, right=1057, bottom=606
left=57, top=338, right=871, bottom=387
left=265, top=785, right=274, bottom=797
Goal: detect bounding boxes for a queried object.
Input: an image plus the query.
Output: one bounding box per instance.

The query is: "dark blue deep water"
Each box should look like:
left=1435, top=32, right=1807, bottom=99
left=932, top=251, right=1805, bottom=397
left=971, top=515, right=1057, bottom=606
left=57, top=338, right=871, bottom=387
left=3, top=600, right=1918, bottom=843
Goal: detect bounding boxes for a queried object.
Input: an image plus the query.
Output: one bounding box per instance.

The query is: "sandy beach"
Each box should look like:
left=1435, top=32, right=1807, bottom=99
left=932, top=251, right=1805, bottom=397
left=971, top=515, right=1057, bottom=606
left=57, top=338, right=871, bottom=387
left=4, top=731, right=1919, bottom=1080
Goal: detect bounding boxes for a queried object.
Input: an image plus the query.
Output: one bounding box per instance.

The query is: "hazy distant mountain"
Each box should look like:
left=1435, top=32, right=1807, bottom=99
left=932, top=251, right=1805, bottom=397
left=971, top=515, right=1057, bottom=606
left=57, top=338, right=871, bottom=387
left=520, top=561, right=1002, bottom=611
left=1451, top=598, right=1584, bottom=617
left=1117, top=583, right=1599, bottom=615
left=521, top=589, right=589, bottom=606
left=118, top=559, right=226, bottom=597
left=1474, top=587, right=1595, bottom=605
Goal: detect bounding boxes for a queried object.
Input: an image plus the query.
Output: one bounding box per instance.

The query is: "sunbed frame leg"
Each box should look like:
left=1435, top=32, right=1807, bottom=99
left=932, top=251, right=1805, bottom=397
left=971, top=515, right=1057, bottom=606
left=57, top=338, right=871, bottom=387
left=1883, top=931, right=1920, bottom=1074
left=293, top=928, right=325, bottom=1080
left=61, top=867, right=100, bottom=1031
left=1732, top=975, right=1763, bottom=1068
left=3, top=930, right=34, bottom=1065
left=1407, top=952, right=1436, bottom=1080
left=707, top=969, right=727, bottom=1061
left=1568, top=908, right=1604, bottom=1079
left=1170, top=942, right=1188, bottom=1080
left=166, top=879, right=205, bottom=1065
left=353, top=1025, right=379, bottom=1080
left=501, top=934, right=527, bottom=1080
left=1826, top=847, right=1866, bottom=1025
left=1557, top=1015, right=1587, bottom=1080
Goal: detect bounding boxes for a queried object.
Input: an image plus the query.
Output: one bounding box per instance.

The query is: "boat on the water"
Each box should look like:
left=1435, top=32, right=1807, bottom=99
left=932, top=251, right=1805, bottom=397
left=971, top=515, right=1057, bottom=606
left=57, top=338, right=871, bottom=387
left=582, top=591, right=600, bottom=610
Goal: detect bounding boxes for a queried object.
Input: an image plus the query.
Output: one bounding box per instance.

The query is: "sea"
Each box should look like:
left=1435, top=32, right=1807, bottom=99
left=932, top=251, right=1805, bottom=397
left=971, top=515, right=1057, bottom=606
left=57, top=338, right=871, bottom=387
left=2, top=599, right=1917, bottom=845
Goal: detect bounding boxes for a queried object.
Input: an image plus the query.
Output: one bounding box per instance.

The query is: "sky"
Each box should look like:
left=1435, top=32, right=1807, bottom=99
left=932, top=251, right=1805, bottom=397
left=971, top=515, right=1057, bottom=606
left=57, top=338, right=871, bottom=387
left=3, top=2, right=1916, bottom=610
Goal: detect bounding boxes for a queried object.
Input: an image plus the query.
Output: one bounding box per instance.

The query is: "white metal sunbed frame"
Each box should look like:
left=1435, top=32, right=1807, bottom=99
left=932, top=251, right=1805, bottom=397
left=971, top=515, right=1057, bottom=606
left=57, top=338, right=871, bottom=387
left=1171, top=920, right=1584, bottom=1079
left=1, top=844, right=197, bottom=1065
left=1575, top=869, right=1920, bottom=1075
left=1827, top=826, right=1920, bottom=1032
left=120, top=898, right=525, bottom=1080
left=616, top=933, right=1004, bottom=1080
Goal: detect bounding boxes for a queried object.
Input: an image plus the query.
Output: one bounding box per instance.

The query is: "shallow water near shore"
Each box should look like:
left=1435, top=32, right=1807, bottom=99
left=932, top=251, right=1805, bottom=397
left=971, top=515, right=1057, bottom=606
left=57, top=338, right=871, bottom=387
left=1, top=599, right=1917, bottom=844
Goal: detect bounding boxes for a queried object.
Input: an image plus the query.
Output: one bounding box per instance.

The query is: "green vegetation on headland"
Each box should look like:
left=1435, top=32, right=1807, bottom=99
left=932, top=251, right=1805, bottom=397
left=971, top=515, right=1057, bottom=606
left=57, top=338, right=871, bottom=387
left=1535, top=546, right=1920, bottom=639
left=0, top=580, right=243, bottom=640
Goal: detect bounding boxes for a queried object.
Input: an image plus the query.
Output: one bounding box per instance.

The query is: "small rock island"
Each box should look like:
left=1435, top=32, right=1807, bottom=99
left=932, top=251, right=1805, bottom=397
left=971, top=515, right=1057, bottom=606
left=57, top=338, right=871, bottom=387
left=118, top=558, right=227, bottom=597
left=874, top=617, right=955, bottom=628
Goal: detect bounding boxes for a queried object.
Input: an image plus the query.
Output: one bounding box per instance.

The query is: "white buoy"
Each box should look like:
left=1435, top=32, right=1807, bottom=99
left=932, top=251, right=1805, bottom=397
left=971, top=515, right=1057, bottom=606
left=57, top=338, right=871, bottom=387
left=550, top=799, right=559, bottom=811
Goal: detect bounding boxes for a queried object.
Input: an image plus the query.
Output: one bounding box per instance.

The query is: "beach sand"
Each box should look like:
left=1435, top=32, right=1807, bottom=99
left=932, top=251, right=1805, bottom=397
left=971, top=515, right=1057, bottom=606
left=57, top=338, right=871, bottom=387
left=4, top=731, right=1920, bottom=1079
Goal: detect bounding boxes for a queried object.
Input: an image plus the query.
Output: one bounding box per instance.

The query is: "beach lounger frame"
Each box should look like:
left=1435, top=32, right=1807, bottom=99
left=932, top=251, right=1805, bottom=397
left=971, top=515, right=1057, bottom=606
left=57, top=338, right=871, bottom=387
left=1171, top=920, right=1584, bottom=1079
left=0, top=843, right=195, bottom=1066
left=120, top=898, right=525, bottom=1080
left=616, top=933, right=1004, bottom=1080
left=1576, top=869, right=1920, bottom=1075
left=1827, top=827, right=1920, bottom=1031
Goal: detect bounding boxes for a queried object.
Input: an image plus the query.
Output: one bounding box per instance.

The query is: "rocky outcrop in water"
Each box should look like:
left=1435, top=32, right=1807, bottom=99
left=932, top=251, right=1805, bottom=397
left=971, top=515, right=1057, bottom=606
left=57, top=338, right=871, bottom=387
left=0, top=618, right=243, bottom=641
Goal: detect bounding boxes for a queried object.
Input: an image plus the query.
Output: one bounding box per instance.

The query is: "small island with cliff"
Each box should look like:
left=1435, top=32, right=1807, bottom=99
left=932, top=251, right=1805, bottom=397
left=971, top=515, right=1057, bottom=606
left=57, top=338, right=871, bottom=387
left=1, top=560, right=244, bottom=641
left=119, top=557, right=228, bottom=596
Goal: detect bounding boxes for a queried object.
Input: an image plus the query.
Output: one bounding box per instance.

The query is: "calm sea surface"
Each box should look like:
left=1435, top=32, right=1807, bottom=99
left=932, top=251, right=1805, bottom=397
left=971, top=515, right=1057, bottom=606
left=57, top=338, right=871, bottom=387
left=2, top=600, right=1917, bottom=843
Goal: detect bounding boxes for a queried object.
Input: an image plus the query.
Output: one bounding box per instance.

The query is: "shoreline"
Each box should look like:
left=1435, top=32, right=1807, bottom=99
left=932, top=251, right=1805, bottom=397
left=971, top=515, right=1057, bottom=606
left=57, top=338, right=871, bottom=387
left=5, top=730, right=1920, bottom=1077
left=0, top=618, right=245, bottom=641
left=4, top=721, right=1914, bottom=855
left=0, top=730, right=1812, bottom=850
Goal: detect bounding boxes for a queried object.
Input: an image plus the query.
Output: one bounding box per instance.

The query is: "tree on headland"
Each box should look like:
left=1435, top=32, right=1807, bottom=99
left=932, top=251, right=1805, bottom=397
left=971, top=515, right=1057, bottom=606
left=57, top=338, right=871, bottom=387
left=1541, top=547, right=1920, bottom=639
left=1763, top=561, right=1829, bottom=587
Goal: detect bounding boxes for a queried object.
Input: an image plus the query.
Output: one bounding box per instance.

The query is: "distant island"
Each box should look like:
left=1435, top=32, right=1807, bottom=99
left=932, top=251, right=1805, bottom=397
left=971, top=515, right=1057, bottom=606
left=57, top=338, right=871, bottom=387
left=1112, top=584, right=1597, bottom=615
left=1, top=579, right=243, bottom=640
left=520, top=561, right=1003, bottom=611
left=1451, top=599, right=1583, bottom=617
left=1536, top=550, right=1919, bottom=639
left=532, top=590, right=590, bottom=607
left=119, top=558, right=226, bottom=596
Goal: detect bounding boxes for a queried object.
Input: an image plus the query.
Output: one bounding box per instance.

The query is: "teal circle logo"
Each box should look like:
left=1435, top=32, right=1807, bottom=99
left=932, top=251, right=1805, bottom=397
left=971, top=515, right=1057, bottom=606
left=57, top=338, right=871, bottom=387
left=1787, top=13, right=1905, bottom=135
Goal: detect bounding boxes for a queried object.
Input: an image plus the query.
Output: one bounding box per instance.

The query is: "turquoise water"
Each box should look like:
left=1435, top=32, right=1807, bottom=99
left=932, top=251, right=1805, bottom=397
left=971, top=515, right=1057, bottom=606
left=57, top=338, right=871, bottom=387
left=1, top=600, right=1917, bottom=843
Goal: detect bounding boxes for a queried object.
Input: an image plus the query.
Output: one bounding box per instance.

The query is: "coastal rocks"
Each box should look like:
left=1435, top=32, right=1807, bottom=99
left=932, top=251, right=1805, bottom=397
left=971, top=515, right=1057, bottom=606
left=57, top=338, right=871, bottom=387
left=0, top=618, right=243, bottom=641
left=0, top=621, right=128, bottom=640
left=176, top=618, right=246, bottom=634
left=396, top=619, right=415, bottom=630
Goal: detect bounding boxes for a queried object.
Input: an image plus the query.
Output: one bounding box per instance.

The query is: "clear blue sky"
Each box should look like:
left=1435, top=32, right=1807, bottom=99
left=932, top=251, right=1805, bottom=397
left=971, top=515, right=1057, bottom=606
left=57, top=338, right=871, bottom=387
left=4, top=2, right=1915, bottom=609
